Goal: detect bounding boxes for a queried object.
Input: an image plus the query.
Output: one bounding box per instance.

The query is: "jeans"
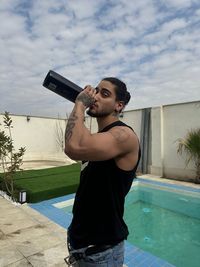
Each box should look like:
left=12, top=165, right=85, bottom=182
left=67, top=241, right=124, bottom=267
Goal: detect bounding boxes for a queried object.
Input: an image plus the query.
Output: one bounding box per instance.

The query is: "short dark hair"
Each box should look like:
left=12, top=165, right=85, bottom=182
left=102, top=77, right=131, bottom=105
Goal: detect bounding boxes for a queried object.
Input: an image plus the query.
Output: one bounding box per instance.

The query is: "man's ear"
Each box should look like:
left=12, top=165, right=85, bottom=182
left=115, top=101, right=125, bottom=113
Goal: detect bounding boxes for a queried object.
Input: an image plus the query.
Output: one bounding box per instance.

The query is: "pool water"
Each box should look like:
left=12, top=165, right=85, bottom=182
left=59, top=182, right=200, bottom=267
left=125, top=184, right=200, bottom=267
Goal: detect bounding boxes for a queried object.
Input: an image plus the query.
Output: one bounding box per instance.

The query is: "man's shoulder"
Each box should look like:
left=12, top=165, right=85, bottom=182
left=108, top=124, right=137, bottom=145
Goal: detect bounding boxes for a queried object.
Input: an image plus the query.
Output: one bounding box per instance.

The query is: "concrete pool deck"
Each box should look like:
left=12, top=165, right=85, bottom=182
left=1, top=176, right=199, bottom=266
left=0, top=196, right=68, bottom=266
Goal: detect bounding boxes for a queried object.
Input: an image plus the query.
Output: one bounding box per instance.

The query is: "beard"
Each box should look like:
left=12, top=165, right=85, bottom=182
left=86, top=108, right=114, bottom=118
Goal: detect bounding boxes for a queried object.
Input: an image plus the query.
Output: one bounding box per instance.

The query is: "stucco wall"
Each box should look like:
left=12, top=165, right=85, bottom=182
left=0, top=114, right=73, bottom=164
left=120, top=109, right=142, bottom=138
left=150, top=101, right=200, bottom=181
left=162, top=102, right=200, bottom=181
left=150, top=107, right=163, bottom=176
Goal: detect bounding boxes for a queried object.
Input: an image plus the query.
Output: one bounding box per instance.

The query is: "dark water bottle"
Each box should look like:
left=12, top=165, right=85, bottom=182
left=43, top=70, right=82, bottom=103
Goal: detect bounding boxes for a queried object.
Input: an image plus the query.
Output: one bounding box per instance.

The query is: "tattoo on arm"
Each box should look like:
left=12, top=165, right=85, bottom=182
left=110, top=128, right=129, bottom=143
left=65, top=112, right=78, bottom=142
left=76, top=93, right=95, bottom=107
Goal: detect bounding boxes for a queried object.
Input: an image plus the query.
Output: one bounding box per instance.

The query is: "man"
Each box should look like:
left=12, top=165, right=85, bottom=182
left=64, top=77, right=140, bottom=266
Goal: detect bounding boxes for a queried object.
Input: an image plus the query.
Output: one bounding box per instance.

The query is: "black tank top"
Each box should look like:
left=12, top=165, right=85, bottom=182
left=68, top=121, right=141, bottom=249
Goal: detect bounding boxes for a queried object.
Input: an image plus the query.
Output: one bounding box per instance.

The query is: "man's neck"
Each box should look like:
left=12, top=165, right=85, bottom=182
left=97, top=115, right=119, bottom=132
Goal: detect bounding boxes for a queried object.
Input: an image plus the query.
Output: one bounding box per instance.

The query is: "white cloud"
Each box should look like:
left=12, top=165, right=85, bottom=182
left=0, top=0, right=200, bottom=117
left=162, top=0, right=197, bottom=9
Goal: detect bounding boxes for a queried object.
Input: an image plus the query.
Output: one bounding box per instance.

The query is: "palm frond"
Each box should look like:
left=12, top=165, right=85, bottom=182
left=177, top=128, right=200, bottom=167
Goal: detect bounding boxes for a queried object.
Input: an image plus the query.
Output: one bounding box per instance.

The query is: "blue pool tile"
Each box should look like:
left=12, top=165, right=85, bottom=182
left=137, top=177, right=200, bottom=193
left=30, top=195, right=74, bottom=228
left=123, top=242, right=175, bottom=267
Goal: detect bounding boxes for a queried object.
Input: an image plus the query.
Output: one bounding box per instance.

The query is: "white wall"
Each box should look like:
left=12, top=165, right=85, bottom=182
left=150, top=107, right=162, bottom=176
left=0, top=114, right=72, bottom=164
left=150, top=101, right=200, bottom=181
left=162, top=102, right=200, bottom=180
left=120, top=109, right=142, bottom=138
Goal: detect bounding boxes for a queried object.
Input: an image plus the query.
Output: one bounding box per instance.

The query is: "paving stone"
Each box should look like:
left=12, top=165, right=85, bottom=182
left=6, top=224, right=49, bottom=243
left=45, top=222, right=66, bottom=234
left=1, top=217, right=39, bottom=235
left=0, top=206, right=21, bottom=219
left=45, top=222, right=67, bottom=243
left=0, top=231, right=12, bottom=249
left=20, top=205, right=52, bottom=224
left=0, top=246, right=24, bottom=267
left=5, top=258, right=33, bottom=267
left=0, top=196, right=68, bottom=267
left=14, top=232, right=64, bottom=257
left=27, top=243, right=68, bottom=267
left=0, top=211, right=29, bottom=225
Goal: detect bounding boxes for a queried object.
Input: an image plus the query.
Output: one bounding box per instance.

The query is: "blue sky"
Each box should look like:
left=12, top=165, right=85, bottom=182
left=0, top=0, right=200, bottom=118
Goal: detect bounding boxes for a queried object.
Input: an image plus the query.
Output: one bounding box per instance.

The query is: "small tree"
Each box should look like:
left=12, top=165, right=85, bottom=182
left=177, top=128, right=200, bottom=183
left=0, top=112, right=26, bottom=201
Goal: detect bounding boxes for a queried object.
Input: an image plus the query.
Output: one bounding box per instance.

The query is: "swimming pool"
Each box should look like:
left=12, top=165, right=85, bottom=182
left=30, top=178, right=200, bottom=267
left=124, top=180, right=200, bottom=267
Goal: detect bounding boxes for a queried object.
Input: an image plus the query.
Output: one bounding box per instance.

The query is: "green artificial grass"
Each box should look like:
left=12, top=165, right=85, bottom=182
left=0, top=163, right=81, bottom=203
